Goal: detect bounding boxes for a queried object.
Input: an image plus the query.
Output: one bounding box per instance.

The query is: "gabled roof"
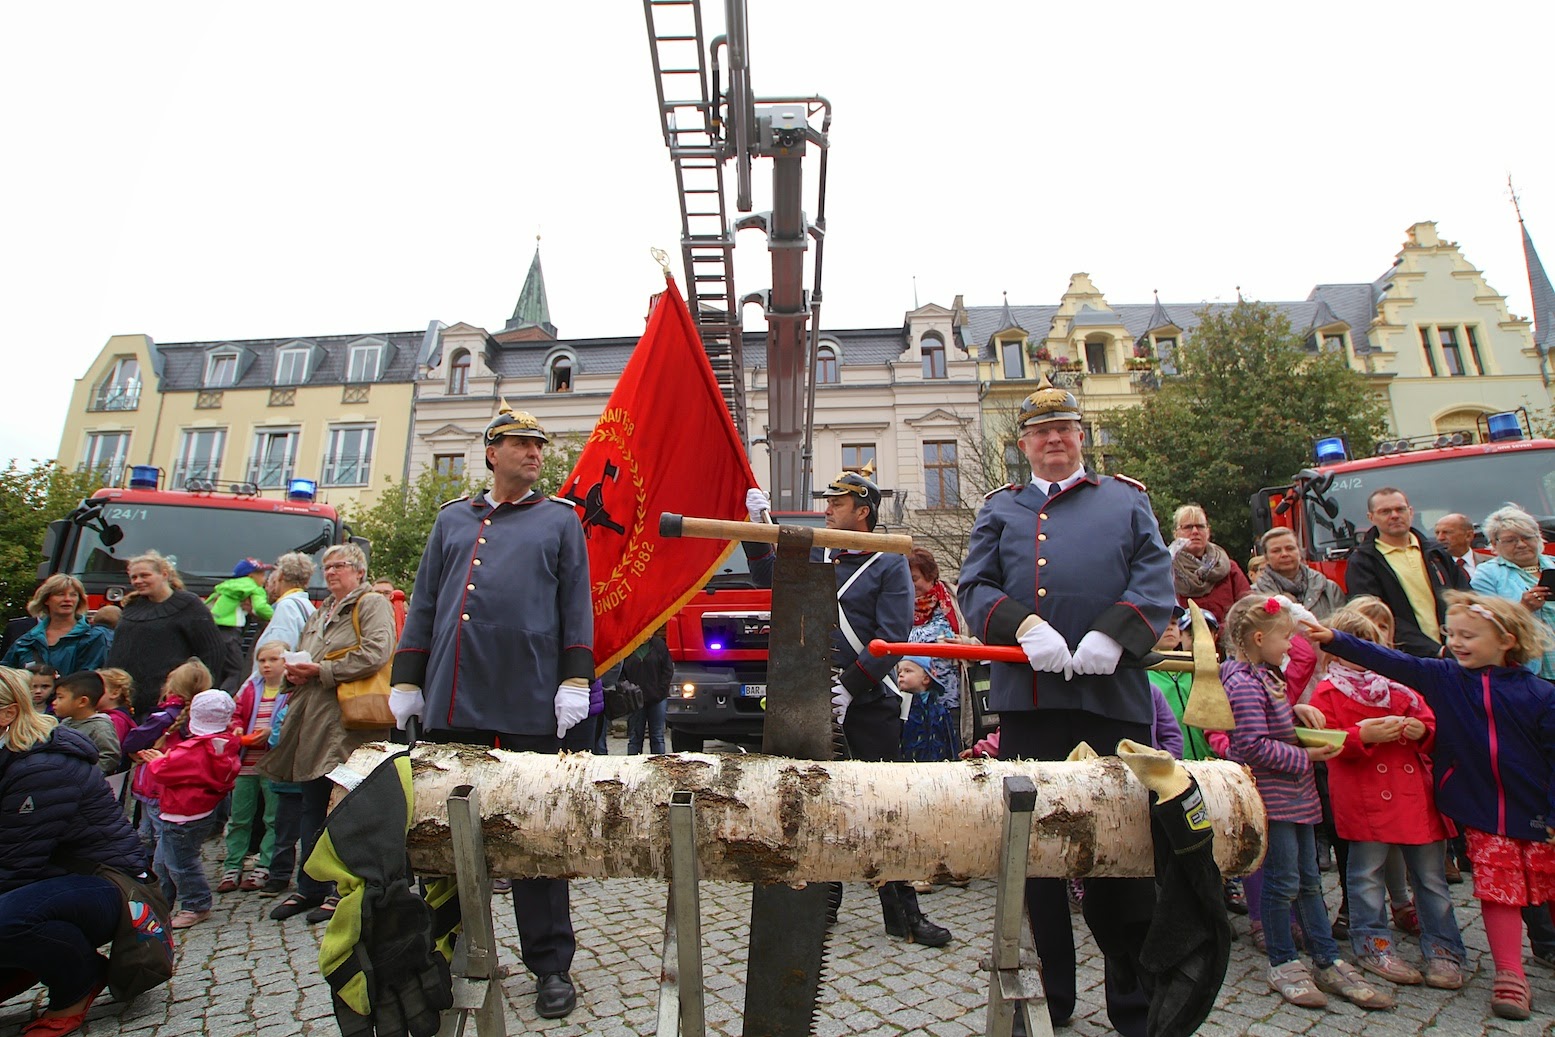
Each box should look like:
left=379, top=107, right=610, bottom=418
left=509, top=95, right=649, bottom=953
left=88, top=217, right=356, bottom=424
left=1143, top=293, right=1183, bottom=334
left=155, top=330, right=424, bottom=390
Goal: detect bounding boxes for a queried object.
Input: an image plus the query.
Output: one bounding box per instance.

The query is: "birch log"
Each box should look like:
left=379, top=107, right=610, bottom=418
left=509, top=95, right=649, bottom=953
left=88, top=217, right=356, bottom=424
left=344, top=744, right=1266, bottom=884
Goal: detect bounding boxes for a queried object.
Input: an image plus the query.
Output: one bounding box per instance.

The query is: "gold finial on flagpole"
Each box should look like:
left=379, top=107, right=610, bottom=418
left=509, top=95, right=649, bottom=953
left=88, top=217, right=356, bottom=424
left=650, top=247, right=671, bottom=278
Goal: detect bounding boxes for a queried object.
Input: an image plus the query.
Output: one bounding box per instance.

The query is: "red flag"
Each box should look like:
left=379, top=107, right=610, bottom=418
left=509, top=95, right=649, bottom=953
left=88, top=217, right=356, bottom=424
left=562, top=277, right=756, bottom=674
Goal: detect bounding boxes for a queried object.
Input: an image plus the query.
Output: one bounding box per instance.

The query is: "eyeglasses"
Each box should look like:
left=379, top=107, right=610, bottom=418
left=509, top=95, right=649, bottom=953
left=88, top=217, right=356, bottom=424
left=1496, top=534, right=1541, bottom=546
left=322, top=562, right=354, bottom=572
left=1178, top=523, right=1208, bottom=531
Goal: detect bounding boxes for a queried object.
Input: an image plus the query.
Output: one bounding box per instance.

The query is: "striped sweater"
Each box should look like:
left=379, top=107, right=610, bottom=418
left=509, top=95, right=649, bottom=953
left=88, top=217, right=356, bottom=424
left=1223, top=659, right=1321, bottom=824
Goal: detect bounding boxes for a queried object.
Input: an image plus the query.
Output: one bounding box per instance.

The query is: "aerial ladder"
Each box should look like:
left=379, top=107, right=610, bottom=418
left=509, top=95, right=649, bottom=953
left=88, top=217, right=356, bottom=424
left=642, top=0, right=830, bottom=511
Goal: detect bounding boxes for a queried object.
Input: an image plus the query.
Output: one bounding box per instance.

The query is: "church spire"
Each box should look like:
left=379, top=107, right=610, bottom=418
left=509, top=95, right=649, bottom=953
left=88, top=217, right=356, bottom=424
left=1514, top=181, right=1553, bottom=386
left=506, top=236, right=557, bottom=338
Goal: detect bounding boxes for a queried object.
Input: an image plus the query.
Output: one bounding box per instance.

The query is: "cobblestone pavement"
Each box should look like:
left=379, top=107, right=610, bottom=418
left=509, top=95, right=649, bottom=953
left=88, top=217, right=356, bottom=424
left=6, top=758, right=1555, bottom=1035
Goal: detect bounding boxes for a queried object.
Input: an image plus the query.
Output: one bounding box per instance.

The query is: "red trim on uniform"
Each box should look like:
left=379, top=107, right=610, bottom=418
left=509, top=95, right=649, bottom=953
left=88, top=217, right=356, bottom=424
left=447, top=500, right=494, bottom=726
left=1118, top=600, right=1160, bottom=639
left=399, top=647, right=429, bottom=655
left=1483, top=671, right=1507, bottom=834
left=982, top=595, right=1009, bottom=645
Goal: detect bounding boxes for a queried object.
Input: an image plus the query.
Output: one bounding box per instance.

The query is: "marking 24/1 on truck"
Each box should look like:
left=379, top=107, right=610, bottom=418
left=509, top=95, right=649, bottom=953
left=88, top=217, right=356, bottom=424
left=42, top=465, right=367, bottom=610
left=1251, top=410, right=1555, bottom=589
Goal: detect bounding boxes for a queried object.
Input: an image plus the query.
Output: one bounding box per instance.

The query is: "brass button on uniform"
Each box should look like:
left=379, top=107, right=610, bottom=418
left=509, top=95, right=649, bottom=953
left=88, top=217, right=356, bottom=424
left=467, top=583, right=475, bottom=590
left=483, top=519, right=492, bottom=526
left=1038, top=558, right=1048, bottom=567
left=1039, top=513, right=1049, bottom=520
left=1038, top=534, right=1047, bottom=542
left=473, top=558, right=482, bottom=566
left=461, top=613, right=470, bottom=621
left=478, top=537, right=487, bottom=544
left=1037, top=588, right=1047, bottom=597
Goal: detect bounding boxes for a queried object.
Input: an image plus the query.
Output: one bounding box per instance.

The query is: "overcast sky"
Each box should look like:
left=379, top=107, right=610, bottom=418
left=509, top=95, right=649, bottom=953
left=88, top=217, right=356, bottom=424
left=5, top=1, right=1552, bottom=462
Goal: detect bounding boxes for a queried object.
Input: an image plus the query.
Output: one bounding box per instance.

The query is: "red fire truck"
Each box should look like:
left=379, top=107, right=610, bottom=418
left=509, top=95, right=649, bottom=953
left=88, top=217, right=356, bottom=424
left=42, top=466, right=364, bottom=611
left=1252, top=411, right=1555, bottom=588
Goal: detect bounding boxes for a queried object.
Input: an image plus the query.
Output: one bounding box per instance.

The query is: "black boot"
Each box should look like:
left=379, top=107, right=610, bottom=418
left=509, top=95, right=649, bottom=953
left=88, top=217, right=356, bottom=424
left=880, top=881, right=910, bottom=939
left=883, top=882, right=952, bottom=947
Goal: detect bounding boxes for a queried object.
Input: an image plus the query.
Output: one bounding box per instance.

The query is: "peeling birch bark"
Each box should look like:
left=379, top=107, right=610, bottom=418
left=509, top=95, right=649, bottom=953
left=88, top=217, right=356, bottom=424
left=344, top=744, right=1266, bottom=884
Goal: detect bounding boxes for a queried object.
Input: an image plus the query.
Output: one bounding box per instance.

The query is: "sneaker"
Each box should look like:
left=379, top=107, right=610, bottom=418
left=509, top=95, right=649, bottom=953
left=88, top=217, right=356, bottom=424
left=1492, top=969, right=1531, bottom=1020
left=1357, top=949, right=1423, bottom=986
left=1268, top=960, right=1327, bottom=1008
left=170, top=908, right=211, bottom=929
left=1224, top=878, right=1248, bottom=916
left=216, top=870, right=241, bottom=894
left=1424, top=958, right=1464, bottom=990
left=239, top=868, right=269, bottom=892
left=492, top=878, right=512, bottom=894
left=1391, top=903, right=1421, bottom=936
left=259, top=876, right=290, bottom=897
left=1313, top=960, right=1395, bottom=1010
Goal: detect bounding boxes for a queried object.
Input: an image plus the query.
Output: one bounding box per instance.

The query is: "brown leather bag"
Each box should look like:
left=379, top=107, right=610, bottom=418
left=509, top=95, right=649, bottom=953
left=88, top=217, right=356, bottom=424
left=329, top=601, right=394, bottom=730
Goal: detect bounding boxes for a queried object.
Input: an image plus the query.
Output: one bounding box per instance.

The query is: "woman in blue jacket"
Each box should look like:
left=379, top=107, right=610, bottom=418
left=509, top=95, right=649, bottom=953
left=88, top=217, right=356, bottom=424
left=0, top=666, right=153, bottom=1036
left=0, top=575, right=112, bottom=675
left=1470, top=505, right=1555, bottom=679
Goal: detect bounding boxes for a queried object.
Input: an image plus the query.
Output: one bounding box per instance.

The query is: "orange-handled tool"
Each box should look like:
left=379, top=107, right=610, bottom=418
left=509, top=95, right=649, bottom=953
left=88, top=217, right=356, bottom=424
left=867, top=638, right=1196, bottom=674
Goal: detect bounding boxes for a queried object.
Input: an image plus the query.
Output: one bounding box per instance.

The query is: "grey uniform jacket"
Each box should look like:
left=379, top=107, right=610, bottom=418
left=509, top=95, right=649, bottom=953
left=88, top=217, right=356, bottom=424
left=957, top=472, right=1174, bottom=726
left=392, top=492, right=594, bottom=736
left=747, top=543, right=913, bottom=703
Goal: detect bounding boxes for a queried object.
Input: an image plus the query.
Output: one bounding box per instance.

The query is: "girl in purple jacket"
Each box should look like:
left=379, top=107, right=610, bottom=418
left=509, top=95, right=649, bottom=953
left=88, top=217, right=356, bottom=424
left=1306, top=591, right=1555, bottom=1021
left=1222, top=594, right=1392, bottom=1012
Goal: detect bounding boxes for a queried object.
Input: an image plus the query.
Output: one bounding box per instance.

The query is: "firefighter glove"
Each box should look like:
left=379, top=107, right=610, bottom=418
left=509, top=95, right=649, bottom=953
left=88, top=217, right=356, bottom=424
left=745, top=487, right=772, bottom=523
left=554, top=679, right=590, bottom=739
left=388, top=686, right=424, bottom=731
left=1017, top=618, right=1071, bottom=674
left=1069, top=630, right=1123, bottom=677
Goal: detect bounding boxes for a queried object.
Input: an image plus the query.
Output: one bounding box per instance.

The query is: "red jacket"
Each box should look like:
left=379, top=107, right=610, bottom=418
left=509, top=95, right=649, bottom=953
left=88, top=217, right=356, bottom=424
left=1177, top=561, right=1251, bottom=641
left=1309, top=676, right=1443, bottom=844
left=146, top=728, right=242, bottom=820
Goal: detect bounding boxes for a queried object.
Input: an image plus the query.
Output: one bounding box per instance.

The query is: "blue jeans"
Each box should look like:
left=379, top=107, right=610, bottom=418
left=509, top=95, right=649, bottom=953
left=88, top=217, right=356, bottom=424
left=136, top=797, right=162, bottom=856
left=0, top=876, right=120, bottom=1010
left=1262, top=821, right=1341, bottom=967
left=156, top=814, right=218, bottom=913
left=1348, top=840, right=1465, bottom=962
left=627, top=700, right=667, bottom=754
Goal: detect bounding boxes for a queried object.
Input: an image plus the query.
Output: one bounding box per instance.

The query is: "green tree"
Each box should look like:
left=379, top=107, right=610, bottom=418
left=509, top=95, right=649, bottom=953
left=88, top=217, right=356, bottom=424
left=346, top=435, right=585, bottom=589
left=1106, top=300, right=1389, bottom=555
left=0, top=460, right=115, bottom=618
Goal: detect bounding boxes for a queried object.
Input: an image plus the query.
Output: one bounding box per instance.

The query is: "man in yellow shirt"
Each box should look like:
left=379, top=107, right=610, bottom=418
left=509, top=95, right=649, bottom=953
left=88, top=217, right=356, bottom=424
left=1344, top=487, right=1467, bottom=656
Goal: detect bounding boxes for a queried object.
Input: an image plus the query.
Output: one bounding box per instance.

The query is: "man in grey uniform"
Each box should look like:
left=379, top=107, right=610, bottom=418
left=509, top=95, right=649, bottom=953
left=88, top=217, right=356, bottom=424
left=958, top=377, right=1174, bottom=1036
left=745, top=464, right=952, bottom=946
left=388, top=403, right=594, bottom=1019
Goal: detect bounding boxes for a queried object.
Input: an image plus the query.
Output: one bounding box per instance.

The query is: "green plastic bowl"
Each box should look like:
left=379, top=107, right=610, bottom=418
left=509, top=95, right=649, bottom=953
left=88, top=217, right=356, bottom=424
left=1293, top=726, right=1346, bottom=749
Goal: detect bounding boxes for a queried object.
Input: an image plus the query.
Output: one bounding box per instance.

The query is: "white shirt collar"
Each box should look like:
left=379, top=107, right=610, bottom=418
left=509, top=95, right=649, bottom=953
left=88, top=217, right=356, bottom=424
left=485, top=488, right=537, bottom=507
left=1030, top=467, right=1087, bottom=497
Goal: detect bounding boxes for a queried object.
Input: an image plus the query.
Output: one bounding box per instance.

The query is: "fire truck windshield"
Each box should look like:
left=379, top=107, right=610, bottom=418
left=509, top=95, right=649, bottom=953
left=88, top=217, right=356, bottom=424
left=1312, top=450, right=1555, bottom=552
left=67, top=503, right=336, bottom=592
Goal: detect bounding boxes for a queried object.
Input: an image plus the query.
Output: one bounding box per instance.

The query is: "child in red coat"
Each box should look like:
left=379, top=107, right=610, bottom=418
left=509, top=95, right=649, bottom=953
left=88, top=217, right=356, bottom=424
left=139, top=689, right=242, bottom=929
left=1309, top=607, right=1465, bottom=991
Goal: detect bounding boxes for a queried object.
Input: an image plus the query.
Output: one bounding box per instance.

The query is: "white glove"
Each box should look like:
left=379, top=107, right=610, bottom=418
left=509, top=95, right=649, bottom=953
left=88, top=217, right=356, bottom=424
left=554, top=681, right=590, bottom=739
left=389, top=685, right=424, bottom=731
left=746, top=487, right=772, bottom=523
left=1069, top=630, right=1124, bottom=677
left=830, top=683, right=852, bottom=722
left=1017, top=620, right=1072, bottom=674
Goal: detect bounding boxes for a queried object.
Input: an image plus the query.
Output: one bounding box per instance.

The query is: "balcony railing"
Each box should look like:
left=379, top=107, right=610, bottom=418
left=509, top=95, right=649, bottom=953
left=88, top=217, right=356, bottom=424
left=171, top=460, right=221, bottom=489
left=76, top=460, right=126, bottom=485
left=246, top=455, right=296, bottom=489
left=89, top=383, right=141, bottom=412
left=321, top=457, right=371, bottom=487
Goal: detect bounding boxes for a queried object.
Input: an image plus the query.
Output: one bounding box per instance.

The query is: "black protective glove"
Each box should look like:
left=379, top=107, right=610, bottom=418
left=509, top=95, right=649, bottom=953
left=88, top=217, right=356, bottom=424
left=306, top=754, right=453, bottom=1037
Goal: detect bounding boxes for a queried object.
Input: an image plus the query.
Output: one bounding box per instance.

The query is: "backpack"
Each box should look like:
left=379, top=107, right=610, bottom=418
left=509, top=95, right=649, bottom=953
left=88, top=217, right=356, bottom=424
left=94, top=864, right=176, bottom=1003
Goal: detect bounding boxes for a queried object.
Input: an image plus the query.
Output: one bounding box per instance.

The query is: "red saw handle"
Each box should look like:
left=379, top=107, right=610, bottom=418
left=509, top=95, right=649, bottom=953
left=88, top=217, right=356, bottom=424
left=868, top=638, right=1025, bottom=663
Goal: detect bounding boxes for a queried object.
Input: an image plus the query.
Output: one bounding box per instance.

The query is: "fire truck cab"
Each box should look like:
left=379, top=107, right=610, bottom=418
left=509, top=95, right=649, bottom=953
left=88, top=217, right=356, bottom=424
left=1252, top=411, right=1555, bottom=589
left=41, top=465, right=366, bottom=611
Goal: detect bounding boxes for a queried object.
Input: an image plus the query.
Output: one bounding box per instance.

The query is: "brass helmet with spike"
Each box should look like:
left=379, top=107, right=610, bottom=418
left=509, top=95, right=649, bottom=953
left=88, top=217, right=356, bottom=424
left=483, top=399, right=548, bottom=470
left=1017, top=373, right=1082, bottom=429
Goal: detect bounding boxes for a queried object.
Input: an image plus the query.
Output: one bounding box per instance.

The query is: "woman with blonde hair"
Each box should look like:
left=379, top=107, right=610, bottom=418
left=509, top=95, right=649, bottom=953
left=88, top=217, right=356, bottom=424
left=1, top=574, right=111, bottom=674
left=259, top=543, right=393, bottom=924
left=105, top=550, right=226, bottom=718
left=0, top=667, right=156, bottom=1033
left=1170, top=505, right=1251, bottom=638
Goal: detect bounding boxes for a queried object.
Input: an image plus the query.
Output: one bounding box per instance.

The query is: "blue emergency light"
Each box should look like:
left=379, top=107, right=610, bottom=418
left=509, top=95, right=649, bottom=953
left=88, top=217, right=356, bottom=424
left=1314, top=437, right=1348, bottom=465
left=1487, top=412, right=1524, bottom=443
left=128, top=465, right=159, bottom=490
left=287, top=478, right=318, bottom=502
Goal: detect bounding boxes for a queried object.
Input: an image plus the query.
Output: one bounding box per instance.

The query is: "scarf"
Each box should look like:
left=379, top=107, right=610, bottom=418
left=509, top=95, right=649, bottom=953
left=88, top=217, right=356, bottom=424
left=914, top=580, right=960, bottom=632
left=1324, top=659, right=1419, bottom=710
left=1172, top=542, right=1231, bottom=598
left=1254, top=564, right=1340, bottom=616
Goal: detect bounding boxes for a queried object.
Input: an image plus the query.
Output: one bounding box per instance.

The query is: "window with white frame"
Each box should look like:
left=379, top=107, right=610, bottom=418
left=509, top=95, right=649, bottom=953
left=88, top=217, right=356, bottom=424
left=922, top=440, right=959, bottom=508
left=205, top=353, right=238, bottom=388
left=433, top=453, right=467, bottom=478
left=815, top=345, right=839, bottom=384
left=1321, top=333, right=1346, bottom=354
left=82, top=432, right=130, bottom=482
left=347, top=343, right=382, bottom=382
left=448, top=350, right=471, bottom=395
left=841, top=443, right=875, bottom=473
left=250, top=428, right=300, bottom=487
left=921, top=334, right=947, bottom=379
left=92, top=356, right=141, bottom=411
left=548, top=355, right=574, bottom=393
left=1001, top=340, right=1024, bottom=380
left=174, top=428, right=226, bottom=487
left=323, top=425, right=375, bottom=486
left=1004, top=443, right=1026, bottom=486
left=274, top=348, right=309, bottom=385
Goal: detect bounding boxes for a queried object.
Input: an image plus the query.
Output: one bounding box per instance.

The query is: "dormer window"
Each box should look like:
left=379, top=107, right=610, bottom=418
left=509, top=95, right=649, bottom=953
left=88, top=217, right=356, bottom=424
left=449, top=350, right=470, bottom=395
left=274, top=347, right=309, bottom=386
left=548, top=354, right=574, bottom=393
left=347, top=342, right=382, bottom=383
left=816, top=345, right=839, bottom=384
left=1085, top=337, right=1110, bottom=375
left=1001, top=339, right=1024, bottom=380
left=921, top=333, right=947, bottom=379
left=1321, top=333, right=1346, bottom=354
left=205, top=353, right=238, bottom=388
